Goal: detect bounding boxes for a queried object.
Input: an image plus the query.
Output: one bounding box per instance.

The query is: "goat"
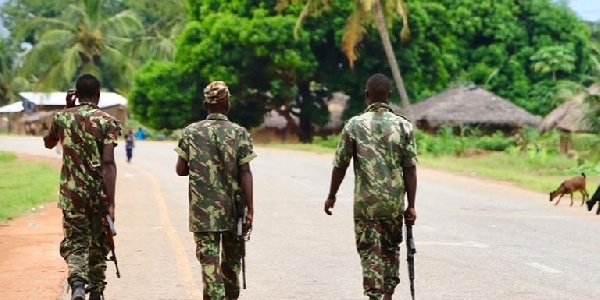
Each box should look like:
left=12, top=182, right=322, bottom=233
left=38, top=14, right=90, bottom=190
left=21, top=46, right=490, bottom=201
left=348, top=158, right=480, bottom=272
left=549, top=173, right=589, bottom=206
left=586, top=185, right=600, bottom=215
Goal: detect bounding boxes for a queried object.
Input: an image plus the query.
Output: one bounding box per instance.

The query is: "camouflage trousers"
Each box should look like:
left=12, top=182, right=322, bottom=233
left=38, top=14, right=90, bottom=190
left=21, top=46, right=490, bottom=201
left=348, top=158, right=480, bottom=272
left=354, top=216, right=404, bottom=300
left=194, top=231, right=243, bottom=300
left=60, top=210, right=109, bottom=293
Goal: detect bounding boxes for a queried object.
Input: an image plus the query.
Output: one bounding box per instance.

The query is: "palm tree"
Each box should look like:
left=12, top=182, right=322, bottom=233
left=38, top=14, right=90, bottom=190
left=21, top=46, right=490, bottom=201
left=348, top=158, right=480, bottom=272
left=18, top=0, right=144, bottom=94
left=277, top=0, right=414, bottom=120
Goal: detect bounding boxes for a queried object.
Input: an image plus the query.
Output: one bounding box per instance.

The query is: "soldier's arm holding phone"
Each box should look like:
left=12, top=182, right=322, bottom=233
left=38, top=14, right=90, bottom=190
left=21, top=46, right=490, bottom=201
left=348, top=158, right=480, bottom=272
left=43, top=89, right=77, bottom=148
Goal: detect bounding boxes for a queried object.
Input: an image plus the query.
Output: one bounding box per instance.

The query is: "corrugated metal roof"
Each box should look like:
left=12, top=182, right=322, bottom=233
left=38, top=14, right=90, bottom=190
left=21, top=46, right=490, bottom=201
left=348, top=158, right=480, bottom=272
left=0, top=101, right=24, bottom=113
left=0, top=92, right=127, bottom=113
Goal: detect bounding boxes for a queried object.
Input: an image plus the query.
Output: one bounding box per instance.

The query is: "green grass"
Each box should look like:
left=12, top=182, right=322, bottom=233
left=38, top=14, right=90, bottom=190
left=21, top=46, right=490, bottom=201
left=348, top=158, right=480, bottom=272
left=420, top=153, right=600, bottom=193
left=0, top=151, right=59, bottom=222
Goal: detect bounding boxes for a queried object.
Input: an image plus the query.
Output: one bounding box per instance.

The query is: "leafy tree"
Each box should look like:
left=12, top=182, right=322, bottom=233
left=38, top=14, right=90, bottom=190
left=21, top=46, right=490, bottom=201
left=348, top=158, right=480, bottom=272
left=131, top=3, right=331, bottom=141
left=278, top=0, right=414, bottom=120
left=531, top=45, right=576, bottom=81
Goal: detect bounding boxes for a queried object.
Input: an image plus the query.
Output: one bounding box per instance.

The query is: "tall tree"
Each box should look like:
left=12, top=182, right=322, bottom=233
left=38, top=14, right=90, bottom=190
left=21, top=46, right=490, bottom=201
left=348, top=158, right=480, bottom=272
left=17, top=0, right=144, bottom=93
left=277, top=0, right=414, bottom=120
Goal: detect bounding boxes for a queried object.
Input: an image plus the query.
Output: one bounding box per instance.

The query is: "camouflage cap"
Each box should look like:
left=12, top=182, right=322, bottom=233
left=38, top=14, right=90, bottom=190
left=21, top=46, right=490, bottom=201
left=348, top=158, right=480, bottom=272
left=203, top=81, right=231, bottom=104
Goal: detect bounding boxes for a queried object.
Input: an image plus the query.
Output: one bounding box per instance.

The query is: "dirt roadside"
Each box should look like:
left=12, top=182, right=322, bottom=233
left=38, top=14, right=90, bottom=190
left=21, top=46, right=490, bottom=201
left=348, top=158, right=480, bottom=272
left=0, top=154, right=65, bottom=300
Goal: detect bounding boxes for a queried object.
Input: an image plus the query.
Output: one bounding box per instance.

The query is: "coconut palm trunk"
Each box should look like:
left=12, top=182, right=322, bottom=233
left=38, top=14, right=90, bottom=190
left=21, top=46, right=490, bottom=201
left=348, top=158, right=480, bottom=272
left=373, top=0, right=413, bottom=121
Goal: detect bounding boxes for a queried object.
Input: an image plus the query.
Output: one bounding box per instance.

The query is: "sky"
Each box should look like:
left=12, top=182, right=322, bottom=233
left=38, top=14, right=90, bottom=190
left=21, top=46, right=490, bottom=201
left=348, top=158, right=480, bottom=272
left=0, top=0, right=598, bottom=37
left=569, top=0, right=600, bottom=21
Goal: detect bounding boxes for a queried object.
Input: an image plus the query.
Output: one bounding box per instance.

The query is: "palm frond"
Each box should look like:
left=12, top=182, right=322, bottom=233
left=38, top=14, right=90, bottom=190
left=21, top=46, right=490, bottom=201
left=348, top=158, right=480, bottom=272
left=396, top=0, right=410, bottom=42
left=62, top=44, right=86, bottom=83
left=100, top=10, right=144, bottom=39
left=36, top=29, right=75, bottom=46
left=341, top=8, right=367, bottom=68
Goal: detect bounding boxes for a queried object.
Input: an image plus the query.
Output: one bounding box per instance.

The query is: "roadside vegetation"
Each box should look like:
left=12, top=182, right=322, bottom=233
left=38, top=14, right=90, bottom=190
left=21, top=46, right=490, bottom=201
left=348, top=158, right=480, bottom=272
left=0, top=151, right=58, bottom=222
left=263, top=127, right=600, bottom=193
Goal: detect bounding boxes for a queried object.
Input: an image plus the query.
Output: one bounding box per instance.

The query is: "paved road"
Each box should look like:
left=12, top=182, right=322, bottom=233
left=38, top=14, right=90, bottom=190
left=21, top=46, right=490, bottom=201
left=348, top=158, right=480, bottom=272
left=1, top=136, right=599, bottom=300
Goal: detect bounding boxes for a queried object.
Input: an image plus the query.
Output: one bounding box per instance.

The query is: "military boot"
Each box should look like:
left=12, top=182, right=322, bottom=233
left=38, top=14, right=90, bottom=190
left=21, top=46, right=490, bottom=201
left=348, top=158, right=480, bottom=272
left=586, top=199, right=595, bottom=212
left=70, top=281, right=85, bottom=300
left=89, top=291, right=104, bottom=300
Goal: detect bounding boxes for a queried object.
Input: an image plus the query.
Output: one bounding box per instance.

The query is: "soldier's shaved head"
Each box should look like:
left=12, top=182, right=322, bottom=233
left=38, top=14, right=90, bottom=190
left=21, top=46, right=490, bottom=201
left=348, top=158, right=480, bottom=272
left=366, top=74, right=391, bottom=104
left=76, top=74, right=101, bottom=103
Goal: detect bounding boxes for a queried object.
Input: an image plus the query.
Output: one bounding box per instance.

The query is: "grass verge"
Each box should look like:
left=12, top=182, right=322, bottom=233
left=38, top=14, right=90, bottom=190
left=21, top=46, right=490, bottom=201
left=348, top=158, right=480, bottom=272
left=0, top=151, right=59, bottom=222
left=421, top=153, right=599, bottom=193
left=260, top=143, right=600, bottom=194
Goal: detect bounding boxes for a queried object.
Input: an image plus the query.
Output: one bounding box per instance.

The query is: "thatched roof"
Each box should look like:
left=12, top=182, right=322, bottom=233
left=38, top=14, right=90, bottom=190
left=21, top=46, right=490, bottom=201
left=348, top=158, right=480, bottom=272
left=409, top=85, right=541, bottom=128
left=538, top=85, right=599, bottom=133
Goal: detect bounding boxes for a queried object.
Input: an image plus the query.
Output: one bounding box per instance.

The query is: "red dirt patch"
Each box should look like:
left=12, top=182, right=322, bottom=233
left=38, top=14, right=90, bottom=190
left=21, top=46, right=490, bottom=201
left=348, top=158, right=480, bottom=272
left=0, top=155, right=65, bottom=300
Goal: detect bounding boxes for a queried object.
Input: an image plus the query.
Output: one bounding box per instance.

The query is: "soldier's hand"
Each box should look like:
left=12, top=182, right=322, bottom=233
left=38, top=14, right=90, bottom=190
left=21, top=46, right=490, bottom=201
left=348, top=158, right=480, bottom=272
left=243, top=209, right=253, bottom=237
left=404, top=207, right=416, bottom=225
left=324, top=196, right=336, bottom=215
left=66, top=89, right=77, bottom=108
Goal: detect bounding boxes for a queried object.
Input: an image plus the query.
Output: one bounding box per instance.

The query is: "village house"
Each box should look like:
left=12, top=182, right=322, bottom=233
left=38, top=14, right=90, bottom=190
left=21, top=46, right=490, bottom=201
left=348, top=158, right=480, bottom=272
left=0, top=92, right=127, bottom=135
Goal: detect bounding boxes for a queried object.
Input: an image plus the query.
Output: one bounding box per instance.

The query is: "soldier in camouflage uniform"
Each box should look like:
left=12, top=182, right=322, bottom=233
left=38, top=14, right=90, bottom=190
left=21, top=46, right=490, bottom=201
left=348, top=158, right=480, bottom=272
left=43, top=74, right=122, bottom=300
left=324, top=74, right=418, bottom=300
left=175, top=81, right=256, bottom=300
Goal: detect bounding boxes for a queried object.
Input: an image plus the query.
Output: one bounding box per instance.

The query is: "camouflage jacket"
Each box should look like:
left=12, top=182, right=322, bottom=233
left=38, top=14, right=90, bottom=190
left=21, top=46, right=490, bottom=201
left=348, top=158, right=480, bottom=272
left=175, top=113, right=257, bottom=232
left=333, top=103, right=417, bottom=220
left=49, top=103, right=122, bottom=212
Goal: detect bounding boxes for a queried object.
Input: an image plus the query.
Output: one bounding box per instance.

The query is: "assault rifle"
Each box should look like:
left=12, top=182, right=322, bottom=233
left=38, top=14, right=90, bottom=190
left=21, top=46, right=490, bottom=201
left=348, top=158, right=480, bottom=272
left=406, top=225, right=416, bottom=300
left=101, top=195, right=121, bottom=278
left=235, top=191, right=250, bottom=289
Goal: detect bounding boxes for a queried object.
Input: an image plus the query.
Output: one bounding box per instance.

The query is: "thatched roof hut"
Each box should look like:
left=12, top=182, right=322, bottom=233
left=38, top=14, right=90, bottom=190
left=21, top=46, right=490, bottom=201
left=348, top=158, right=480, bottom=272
left=408, top=85, right=541, bottom=132
left=538, top=85, right=598, bottom=133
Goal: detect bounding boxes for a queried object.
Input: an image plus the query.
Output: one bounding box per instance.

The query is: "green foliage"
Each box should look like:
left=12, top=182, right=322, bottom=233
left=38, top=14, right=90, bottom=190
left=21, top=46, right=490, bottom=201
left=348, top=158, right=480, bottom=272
left=531, top=45, right=577, bottom=81
left=13, top=0, right=145, bottom=93
left=0, top=151, right=59, bottom=222
left=131, top=2, right=330, bottom=141
left=337, top=0, right=593, bottom=118
left=1, top=0, right=186, bottom=94
left=129, top=61, right=199, bottom=129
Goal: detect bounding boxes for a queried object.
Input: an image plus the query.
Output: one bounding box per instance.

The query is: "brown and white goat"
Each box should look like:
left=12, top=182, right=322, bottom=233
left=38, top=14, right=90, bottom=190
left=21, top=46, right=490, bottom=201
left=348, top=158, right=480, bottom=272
left=549, top=173, right=589, bottom=206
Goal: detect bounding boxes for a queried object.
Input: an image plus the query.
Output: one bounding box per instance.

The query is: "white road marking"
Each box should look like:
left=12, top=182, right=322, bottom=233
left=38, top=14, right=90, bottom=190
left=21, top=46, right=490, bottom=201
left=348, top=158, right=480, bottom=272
left=525, top=262, right=562, bottom=274
left=419, top=241, right=490, bottom=248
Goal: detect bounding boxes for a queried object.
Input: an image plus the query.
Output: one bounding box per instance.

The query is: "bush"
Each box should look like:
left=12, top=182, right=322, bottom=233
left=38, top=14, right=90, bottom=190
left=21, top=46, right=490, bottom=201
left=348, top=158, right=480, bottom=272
left=475, top=131, right=516, bottom=151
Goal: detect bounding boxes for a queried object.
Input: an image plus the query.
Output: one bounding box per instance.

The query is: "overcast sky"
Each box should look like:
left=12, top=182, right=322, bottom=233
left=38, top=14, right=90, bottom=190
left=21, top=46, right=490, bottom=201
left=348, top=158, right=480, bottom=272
left=0, top=0, right=598, bottom=37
